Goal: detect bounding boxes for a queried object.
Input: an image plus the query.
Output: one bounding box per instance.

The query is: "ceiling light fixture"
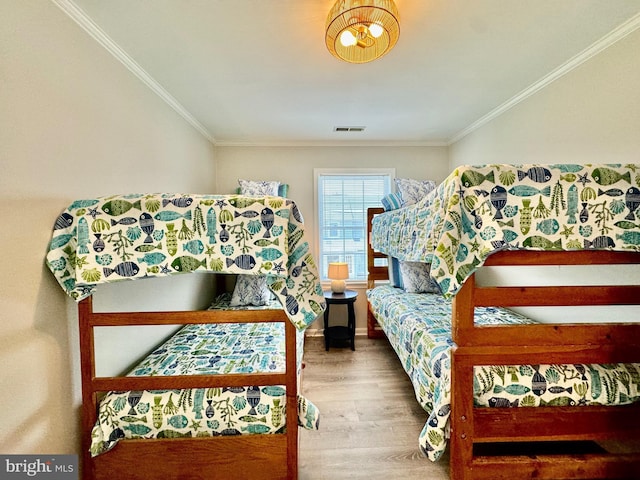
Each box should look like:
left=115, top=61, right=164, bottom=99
left=325, top=0, right=400, bottom=64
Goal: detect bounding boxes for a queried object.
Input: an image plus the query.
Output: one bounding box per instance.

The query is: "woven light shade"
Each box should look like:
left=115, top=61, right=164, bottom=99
left=325, top=0, right=400, bottom=64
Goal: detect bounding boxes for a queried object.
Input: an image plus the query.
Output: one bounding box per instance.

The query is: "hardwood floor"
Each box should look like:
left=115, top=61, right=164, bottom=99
left=299, top=336, right=450, bottom=480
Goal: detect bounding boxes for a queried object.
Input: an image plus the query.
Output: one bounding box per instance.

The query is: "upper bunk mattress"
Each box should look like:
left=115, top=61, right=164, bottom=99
left=45, top=193, right=325, bottom=329
left=371, top=164, right=640, bottom=297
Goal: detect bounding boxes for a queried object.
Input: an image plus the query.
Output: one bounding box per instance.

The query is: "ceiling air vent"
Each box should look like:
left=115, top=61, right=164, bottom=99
left=334, top=126, right=366, bottom=132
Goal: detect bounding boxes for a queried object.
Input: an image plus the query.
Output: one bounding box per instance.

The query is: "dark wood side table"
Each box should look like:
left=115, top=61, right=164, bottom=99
left=323, top=290, right=357, bottom=351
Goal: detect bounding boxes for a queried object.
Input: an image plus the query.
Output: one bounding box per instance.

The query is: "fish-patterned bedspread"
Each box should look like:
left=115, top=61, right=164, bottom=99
left=367, top=285, right=640, bottom=462
left=371, top=164, right=640, bottom=297
left=46, top=193, right=325, bottom=329
left=91, top=298, right=319, bottom=457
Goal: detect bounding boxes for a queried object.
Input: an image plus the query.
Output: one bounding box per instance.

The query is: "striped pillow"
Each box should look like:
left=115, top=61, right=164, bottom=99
left=381, top=192, right=403, bottom=211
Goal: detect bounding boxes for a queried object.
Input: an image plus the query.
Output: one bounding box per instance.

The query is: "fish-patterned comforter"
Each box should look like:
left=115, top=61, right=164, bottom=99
left=371, top=164, right=640, bottom=297
left=367, top=285, right=640, bottom=462
left=46, top=193, right=326, bottom=330
left=90, top=295, right=319, bottom=457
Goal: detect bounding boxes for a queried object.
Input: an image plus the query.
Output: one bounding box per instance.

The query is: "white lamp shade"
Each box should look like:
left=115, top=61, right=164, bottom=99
left=328, top=262, right=349, bottom=293
left=328, top=262, right=349, bottom=280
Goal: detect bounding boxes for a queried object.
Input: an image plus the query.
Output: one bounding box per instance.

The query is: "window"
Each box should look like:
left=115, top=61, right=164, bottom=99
left=315, top=169, right=394, bottom=282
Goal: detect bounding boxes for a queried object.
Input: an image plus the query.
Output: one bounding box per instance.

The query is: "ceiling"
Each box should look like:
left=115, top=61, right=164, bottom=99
left=59, top=0, right=640, bottom=146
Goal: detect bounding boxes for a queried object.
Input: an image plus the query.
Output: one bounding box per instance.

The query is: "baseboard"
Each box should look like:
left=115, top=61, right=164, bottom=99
left=305, top=327, right=368, bottom=338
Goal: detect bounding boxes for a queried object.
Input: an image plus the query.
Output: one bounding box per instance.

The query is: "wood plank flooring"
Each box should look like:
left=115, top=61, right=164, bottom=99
left=299, top=337, right=450, bottom=480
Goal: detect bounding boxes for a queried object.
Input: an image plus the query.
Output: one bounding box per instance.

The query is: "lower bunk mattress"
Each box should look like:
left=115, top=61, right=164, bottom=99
left=90, top=296, right=319, bottom=457
left=367, top=285, right=640, bottom=462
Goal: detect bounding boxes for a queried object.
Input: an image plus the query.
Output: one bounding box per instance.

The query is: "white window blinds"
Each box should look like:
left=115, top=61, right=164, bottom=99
left=316, top=171, right=392, bottom=281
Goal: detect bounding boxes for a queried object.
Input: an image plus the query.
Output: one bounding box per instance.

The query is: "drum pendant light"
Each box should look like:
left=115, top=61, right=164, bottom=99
left=325, top=0, right=400, bottom=64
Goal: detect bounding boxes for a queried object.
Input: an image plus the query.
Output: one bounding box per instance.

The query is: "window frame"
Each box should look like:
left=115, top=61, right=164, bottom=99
left=314, top=168, right=395, bottom=286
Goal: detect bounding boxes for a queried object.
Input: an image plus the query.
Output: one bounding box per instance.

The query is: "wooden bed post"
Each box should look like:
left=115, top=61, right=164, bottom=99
left=450, top=275, right=476, bottom=480
left=367, top=207, right=390, bottom=339
left=77, top=297, right=97, bottom=480
left=285, top=318, right=299, bottom=480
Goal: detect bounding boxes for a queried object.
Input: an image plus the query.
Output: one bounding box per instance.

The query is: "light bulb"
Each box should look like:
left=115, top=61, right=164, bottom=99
left=369, top=22, right=384, bottom=38
left=340, top=29, right=357, bottom=47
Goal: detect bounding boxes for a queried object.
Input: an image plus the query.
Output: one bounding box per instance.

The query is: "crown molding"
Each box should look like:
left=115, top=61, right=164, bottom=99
left=51, top=0, right=216, bottom=144
left=448, top=12, right=640, bottom=145
left=213, top=140, right=449, bottom=148
left=51, top=1, right=640, bottom=149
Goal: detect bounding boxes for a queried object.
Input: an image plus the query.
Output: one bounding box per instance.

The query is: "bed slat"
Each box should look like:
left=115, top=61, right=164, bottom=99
left=474, top=284, right=640, bottom=307
left=91, top=435, right=289, bottom=480
left=91, top=372, right=289, bottom=391
left=484, top=249, right=640, bottom=266
left=87, top=308, right=286, bottom=326
left=468, top=453, right=640, bottom=480
left=473, top=403, right=640, bottom=443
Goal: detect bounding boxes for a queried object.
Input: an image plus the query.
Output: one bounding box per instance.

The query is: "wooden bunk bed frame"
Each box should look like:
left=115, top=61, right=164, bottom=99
left=78, top=290, right=300, bottom=480
left=366, top=207, right=640, bottom=480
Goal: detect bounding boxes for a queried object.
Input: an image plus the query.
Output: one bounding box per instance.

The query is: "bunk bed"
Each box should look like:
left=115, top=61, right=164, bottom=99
left=366, top=164, right=640, bottom=480
left=46, top=192, right=325, bottom=480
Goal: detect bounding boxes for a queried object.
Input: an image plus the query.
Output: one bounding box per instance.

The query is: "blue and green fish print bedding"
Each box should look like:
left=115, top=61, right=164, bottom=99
left=46, top=193, right=326, bottom=330
left=371, top=164, right=640, bottom=297
left=90, top=310, right=319, bottom=457
left=367, top=285, right=640, bottom=462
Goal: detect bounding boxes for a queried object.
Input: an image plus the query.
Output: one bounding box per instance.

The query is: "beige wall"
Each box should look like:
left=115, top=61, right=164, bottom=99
left=0, top=1, right=215, bottom=455
left=449, top=28, right=640, bottom=166
left=214, top=145, right=450, bottom=333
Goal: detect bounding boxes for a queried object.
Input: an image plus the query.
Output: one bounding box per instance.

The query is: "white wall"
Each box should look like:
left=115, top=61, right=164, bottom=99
left=449, top=28, right=640, bottom=166
left=0, top=1, right=215, bottom=455
left=214, top=145, right=450, bottom=333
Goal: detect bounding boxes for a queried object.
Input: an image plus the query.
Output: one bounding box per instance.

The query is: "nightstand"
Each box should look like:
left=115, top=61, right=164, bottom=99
left=323, top=290, right=357, bottom=351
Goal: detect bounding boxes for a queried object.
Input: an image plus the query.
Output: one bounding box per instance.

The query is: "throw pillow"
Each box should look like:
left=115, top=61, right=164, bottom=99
left=394, top=178, right=437, bottom=206
left=229, top=275, right=271, bottom=307
left=399, top=261, right=440, bottom=294
left=381, top=192, right=403, bottom=211
left=238, top=179, right=280, bottom=196
left=388, top=256, right=404, bottom=289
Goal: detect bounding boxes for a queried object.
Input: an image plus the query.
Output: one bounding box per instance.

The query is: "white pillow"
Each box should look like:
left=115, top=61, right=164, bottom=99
left=238, top=179, right=280, bottom=196
left=399, top=261, right=440, bottom=294
left=394, top=178, right=436, bottom=206
left=229, top=275, right=271, bottom=307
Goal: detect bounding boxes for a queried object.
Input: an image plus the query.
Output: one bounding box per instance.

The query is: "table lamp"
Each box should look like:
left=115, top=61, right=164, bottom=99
left=327, top=262, right=349, bottom=293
